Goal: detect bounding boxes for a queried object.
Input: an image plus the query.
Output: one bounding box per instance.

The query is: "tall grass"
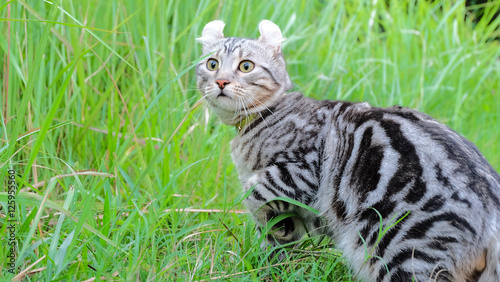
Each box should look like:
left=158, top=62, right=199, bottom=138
left=1, top=0, right=499, bottom=280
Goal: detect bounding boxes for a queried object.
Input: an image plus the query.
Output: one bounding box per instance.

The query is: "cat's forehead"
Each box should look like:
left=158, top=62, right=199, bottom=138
left=208, top=37, right=269, bottom=58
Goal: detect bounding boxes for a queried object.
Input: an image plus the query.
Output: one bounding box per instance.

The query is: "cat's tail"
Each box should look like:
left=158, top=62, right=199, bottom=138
left=478, top=229, right=500, bottom=282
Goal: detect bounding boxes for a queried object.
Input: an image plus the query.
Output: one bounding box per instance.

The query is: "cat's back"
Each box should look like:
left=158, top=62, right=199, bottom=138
left=323, top=98, right=500, bottom=224
left=339, top=102, right=500, bottom=205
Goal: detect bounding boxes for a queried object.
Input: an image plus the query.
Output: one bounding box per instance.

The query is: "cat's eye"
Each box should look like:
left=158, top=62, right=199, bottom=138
left=239, top=61, right=254, bottom=73
left=207, top=59, right=219, bottom=71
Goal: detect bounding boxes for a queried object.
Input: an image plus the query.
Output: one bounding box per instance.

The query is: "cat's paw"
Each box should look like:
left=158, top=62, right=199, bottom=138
left=269, top=216, right=296, bottom=242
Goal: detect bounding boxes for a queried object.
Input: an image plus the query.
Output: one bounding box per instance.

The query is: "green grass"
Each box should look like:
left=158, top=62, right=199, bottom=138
left=1, top=0, right=499, bottom=280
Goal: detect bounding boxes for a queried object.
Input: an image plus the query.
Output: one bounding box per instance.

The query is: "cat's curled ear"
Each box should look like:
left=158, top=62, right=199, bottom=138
left=258, top=20, right=285, bottom=53
left=197, top=20, right=225, bottom=53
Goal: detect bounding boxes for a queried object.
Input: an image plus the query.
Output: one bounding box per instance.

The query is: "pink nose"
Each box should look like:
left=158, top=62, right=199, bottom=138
left=215, top=79, right=230, bottom=90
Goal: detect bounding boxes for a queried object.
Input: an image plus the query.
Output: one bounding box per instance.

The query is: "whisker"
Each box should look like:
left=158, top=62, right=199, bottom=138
left=243, top=93, right=280, bottom=132
left=164, top=95, right=209, bottom=122
left=236, top=92, right=250, bottom=119
left=240, top=95, right=267, bottom=130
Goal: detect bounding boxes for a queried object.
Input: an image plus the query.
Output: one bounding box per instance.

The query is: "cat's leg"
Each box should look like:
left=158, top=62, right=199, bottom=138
left=256, top=201, right=306, bottom=245
left=251, top=200, right=308, bottom=260
left=243, top=171, right=310, bottom=259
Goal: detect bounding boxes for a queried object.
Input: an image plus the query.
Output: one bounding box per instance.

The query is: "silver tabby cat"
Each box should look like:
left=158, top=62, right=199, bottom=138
left=196, top=20, right=500, bottom=282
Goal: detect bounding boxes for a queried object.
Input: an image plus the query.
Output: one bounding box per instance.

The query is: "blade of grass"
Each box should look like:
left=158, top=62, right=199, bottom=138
left=1, top=0, right=58, bottom=176
left=21, top=56, right=78, bottom=185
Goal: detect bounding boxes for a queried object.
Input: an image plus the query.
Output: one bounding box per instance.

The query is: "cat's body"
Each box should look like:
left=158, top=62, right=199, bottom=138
left=196, top=20, right=500, bottom=281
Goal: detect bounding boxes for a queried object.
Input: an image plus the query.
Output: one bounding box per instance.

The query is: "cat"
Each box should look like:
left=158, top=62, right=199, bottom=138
left=195, top=19, right=500, bottom=282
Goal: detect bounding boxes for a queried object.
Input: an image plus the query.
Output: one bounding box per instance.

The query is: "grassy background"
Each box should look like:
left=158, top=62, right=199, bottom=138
left=1, top=0, right=499, bottom=280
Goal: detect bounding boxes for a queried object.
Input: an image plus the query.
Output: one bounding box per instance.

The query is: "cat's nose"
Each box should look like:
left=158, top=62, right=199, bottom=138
left=215, top=79, right=230, bottom=90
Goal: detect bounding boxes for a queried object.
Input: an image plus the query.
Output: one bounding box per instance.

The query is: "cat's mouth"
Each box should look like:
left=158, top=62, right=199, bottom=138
left=217, top=91, right=229, bottom=99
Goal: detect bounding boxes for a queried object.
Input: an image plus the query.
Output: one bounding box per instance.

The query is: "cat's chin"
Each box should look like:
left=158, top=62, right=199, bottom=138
left=207, top=96, right=236, bottom=111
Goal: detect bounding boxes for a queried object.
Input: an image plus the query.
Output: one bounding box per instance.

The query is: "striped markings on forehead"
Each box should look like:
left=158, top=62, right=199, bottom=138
left=222, top=37, right=246, bottom=54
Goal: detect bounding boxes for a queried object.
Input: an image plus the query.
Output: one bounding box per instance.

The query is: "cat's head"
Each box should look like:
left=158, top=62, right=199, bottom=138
left=196, top=20, right=292, bottom=125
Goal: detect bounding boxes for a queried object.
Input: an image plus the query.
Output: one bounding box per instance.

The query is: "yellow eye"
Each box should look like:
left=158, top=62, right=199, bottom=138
left=239, top=61, right=254, bottom=73
left=207, top=59, right=219, bottom=71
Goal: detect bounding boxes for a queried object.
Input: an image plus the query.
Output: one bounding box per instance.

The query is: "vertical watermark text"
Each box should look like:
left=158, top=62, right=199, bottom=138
left=6, top=169, right=18, bottom=274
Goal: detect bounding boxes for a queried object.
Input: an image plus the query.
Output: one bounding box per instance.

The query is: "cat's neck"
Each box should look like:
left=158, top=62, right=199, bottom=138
left=235, top=113, right=257, bottom=132
left=210, top=108, right=255, bottom=126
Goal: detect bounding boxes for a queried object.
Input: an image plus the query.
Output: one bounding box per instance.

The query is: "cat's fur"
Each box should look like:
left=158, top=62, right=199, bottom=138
left=196, top=20, right=500, bottom=282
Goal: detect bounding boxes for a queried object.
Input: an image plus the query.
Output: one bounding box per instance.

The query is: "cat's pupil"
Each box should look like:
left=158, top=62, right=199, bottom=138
left=210, top=61, right=216, bottom=69
left=243, top=62, right=250, bottom=70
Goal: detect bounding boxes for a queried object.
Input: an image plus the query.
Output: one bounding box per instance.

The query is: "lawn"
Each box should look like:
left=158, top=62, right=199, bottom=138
left=1, top=0, right=499, bottom=281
